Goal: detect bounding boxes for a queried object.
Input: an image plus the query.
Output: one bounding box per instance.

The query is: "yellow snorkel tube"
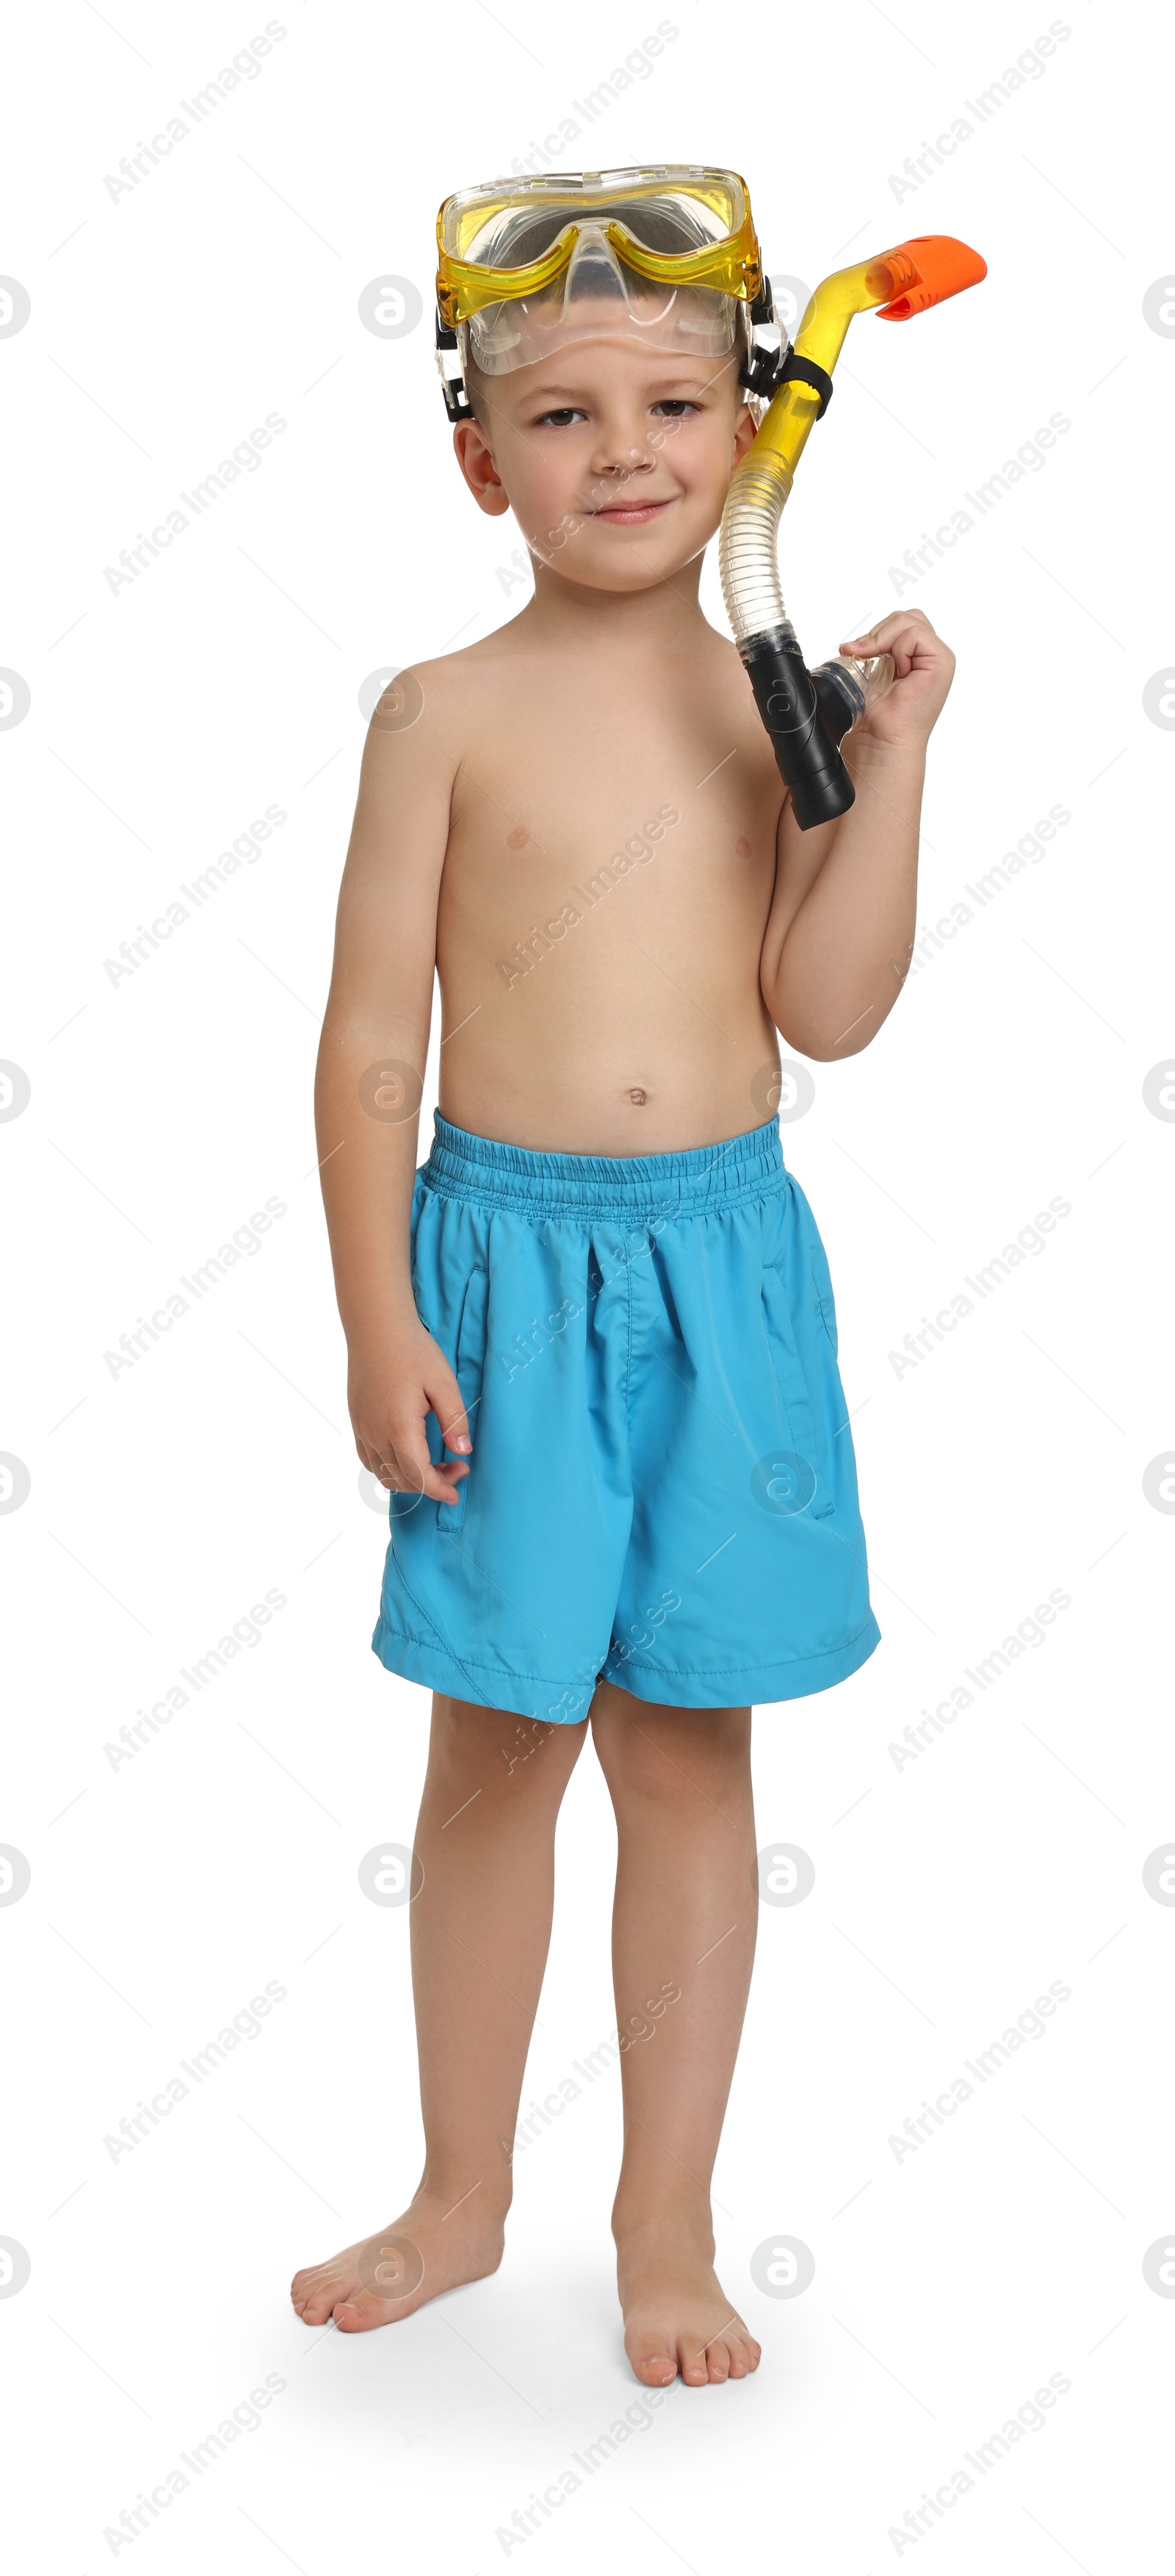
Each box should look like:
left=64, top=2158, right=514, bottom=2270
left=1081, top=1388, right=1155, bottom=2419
left=720, top=233, right=986, bottom=827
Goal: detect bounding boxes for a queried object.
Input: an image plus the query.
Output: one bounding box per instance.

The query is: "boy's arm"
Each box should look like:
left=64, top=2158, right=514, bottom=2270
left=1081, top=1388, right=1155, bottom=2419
left=758, top=609, right=954, bottom=1061
left=314, top=677, right=471, bottom=1501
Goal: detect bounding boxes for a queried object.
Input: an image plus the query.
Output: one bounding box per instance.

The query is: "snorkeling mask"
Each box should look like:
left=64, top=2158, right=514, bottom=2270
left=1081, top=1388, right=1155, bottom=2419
left=435, top=170, right=986, bottom=830
left=435, top=166, right=783, bottom=415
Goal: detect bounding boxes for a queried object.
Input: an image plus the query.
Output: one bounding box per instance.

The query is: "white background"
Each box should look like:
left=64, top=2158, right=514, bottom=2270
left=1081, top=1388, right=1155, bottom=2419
left=4, top=1, right=1173, bottom=2568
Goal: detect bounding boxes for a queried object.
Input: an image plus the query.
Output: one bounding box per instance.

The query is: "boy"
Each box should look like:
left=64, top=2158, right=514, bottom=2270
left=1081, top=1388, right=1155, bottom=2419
left=292, top=169, right=953, bottom=2386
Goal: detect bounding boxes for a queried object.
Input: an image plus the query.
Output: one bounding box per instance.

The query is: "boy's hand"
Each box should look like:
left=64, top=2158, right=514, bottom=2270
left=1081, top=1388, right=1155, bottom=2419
left=838, top=609, right=955, bottom=753
left=350, top=1318, right=472, bottom=1502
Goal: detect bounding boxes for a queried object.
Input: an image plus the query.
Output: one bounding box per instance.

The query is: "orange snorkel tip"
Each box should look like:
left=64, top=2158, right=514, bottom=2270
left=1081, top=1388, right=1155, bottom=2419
left=871, top=233, right=987, bottom=319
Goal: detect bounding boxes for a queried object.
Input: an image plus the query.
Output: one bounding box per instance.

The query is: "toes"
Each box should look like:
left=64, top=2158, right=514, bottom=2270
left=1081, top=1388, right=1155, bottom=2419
left=291, top=2268, right=333, bottom=2316
left=334, top=2290, right=408, bottom=2333
left=298, top=2287, right=341, bottom=2325
left=623, top=2275, right=762, bottom=2390
left=679, top=2325, right=758, bottom=2386
left=627, top=2333, right=678, bottom=2387
left=720, top=2324, right=757, bottom=2378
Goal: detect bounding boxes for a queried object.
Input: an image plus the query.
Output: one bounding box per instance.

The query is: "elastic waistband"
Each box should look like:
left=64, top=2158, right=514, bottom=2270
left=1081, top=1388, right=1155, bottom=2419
left=421, top=1111, right=786, bottom=1221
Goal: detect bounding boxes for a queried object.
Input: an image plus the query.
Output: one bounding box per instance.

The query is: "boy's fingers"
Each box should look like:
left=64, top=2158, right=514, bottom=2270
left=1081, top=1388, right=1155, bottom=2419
left=377, top=1427, right=463, bottom=1504
left=357, top=1351, right=474, bottom=1501
left=841, top=630, right=947, bottom=683
left=358, top=1436, right=412, bottom=1495
left=840, top=633, right=915, bottom=655
left=369, top=1446, right=411, bottom=1493
left=840, top=612, right=944, bottom=656
left=424, top=1363, right=472, bottom=1456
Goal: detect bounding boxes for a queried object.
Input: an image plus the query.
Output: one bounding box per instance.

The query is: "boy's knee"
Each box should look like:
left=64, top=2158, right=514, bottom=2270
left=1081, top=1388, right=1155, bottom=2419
left=591, top=1688, right=750, bottom=1796
left=429, top=1694, right=588, bottom=1789
left=429, top=1694, right=498, bottom=1766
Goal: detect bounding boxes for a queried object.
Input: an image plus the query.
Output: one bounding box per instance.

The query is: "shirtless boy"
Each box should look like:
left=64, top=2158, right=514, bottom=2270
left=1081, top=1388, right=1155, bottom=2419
left=292, top=168, right=953, bottom=2386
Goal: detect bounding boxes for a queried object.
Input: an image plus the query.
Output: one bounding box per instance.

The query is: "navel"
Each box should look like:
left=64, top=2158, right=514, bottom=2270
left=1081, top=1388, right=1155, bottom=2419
left=626, top=1087, right=648, bottom=1106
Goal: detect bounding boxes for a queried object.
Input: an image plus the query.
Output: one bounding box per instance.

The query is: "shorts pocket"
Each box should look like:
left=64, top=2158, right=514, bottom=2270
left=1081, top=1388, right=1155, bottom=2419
left=760, top=1258, right=835, bottom=1520
left=803, top=1219, right=839, bottom=1357
left=436, top=1265, right=488, bottom=1537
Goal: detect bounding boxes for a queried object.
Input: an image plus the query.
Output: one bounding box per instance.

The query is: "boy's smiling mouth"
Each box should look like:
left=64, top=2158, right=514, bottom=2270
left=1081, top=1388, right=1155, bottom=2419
left=590, top=499, right=673, bottom=525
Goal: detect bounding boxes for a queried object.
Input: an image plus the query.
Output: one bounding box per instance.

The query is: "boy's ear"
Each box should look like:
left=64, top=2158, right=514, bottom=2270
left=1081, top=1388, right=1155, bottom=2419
left=452, top=420, right=511, bottom=517
left=731, top=400, right=759, bottom=468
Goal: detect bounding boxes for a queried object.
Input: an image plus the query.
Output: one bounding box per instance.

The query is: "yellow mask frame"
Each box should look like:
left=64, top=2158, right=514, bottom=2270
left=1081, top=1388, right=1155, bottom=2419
left=435, top=167, right=763, bottom=330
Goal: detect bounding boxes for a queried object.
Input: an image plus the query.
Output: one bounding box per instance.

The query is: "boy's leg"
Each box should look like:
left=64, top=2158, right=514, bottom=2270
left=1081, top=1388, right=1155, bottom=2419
left=292, top=1694, right=587, bottom=2332
left=590, top=1679, right=762, bottom=2387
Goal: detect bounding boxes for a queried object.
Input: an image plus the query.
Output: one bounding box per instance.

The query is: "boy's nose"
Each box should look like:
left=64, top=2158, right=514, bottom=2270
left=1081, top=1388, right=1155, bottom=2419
left=592, top=443, right=655, bottom=484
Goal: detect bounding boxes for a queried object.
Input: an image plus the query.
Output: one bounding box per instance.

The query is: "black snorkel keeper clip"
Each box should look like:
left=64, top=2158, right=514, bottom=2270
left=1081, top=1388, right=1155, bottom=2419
left=737, top=283, right=834, bottom=413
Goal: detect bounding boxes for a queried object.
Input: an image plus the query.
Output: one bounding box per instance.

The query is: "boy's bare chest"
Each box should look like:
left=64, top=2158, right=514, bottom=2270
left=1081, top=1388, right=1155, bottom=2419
left=444, top=659, right=782, bottom=904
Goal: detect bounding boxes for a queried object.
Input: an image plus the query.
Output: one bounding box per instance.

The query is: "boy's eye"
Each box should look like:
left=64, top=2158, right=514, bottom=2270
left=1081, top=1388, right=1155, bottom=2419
left=535, top=407, right=584, bottom=428
left=652, top=399, right=698, bottom=418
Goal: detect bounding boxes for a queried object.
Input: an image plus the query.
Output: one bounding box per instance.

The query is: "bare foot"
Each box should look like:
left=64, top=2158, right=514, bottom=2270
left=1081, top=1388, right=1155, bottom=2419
left=291, top=2185, right=507, bottom=2334
left=615, top=2216, right=762, bottom=2387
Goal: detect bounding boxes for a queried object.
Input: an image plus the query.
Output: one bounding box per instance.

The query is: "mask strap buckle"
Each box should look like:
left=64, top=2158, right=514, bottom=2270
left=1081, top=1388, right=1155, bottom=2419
left=739, top=280, right=787, bottom=400
left=435, top=311, right=473, bottom=422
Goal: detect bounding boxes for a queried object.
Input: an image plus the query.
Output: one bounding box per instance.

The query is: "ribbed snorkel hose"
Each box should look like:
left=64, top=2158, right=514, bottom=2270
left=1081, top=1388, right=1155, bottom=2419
left=720, top=234, right=986, bottom=828
left=719, top=451, right=796, bottom=645
left=719, top=444, right=868, bottom=830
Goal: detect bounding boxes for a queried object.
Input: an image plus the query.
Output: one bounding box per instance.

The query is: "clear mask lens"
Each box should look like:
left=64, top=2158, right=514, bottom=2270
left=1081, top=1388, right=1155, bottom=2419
left=460, top=225, right=740, bottom=377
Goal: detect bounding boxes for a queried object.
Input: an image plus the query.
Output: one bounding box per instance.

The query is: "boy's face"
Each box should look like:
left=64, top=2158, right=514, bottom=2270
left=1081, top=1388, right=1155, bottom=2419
left=454, top=311, right=757, bottom=593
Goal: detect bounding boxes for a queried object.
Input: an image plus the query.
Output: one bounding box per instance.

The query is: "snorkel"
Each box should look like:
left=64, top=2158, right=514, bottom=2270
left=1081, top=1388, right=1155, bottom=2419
left=720, top=234, right=986, bottom=827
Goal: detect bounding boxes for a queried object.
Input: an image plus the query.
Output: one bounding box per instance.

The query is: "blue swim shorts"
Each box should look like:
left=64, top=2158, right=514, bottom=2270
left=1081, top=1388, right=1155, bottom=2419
left=372, top=1113, right=879, bottom=1721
